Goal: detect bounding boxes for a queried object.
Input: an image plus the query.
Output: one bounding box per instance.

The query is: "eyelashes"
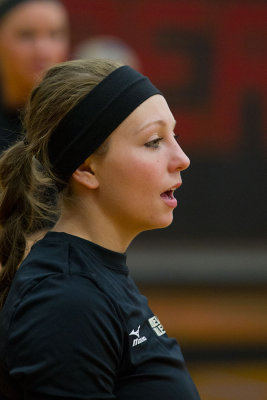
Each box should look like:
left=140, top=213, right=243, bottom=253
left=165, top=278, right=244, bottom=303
left=144, top=138, right=163, bottom=149
left=145, top=134, right=179, bottom=149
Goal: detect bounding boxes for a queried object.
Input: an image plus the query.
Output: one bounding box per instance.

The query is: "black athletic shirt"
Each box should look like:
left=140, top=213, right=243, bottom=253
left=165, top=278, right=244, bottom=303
left=0, top=232, right=201, bottom=400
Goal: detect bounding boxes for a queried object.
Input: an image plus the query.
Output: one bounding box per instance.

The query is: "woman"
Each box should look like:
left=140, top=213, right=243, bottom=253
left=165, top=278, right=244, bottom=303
left=0, top=59, right=200, bottom=399
left=0, top=0, right=69, bottom=152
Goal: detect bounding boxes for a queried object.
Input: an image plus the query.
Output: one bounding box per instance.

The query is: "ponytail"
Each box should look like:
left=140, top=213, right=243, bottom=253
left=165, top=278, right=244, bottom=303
left=0, top=140, right=57, bottom=309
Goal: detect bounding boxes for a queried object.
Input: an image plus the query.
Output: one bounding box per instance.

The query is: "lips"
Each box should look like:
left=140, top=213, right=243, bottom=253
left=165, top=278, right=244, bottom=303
left=160, top=182, right=182, bottom=198
left=160, top=182, right=181, bottom=208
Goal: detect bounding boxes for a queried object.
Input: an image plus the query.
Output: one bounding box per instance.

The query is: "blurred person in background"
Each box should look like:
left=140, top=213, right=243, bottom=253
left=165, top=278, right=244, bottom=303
left=0, top=0, right=70, bottom=153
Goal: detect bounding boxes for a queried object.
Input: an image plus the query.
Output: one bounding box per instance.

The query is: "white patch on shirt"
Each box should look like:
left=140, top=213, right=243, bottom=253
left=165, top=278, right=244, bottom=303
left=148, top=315, right=166, bottom=336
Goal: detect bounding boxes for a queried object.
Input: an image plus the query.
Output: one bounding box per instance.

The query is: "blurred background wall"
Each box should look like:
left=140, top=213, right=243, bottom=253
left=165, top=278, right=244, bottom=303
left=62, top=1, right=267, bottom=398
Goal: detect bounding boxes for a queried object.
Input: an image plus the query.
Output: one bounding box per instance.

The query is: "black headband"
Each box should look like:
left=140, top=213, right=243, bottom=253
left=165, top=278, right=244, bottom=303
left=47, top=65, right=162, bottom=182
left=0, top=0, right=60, bottom=20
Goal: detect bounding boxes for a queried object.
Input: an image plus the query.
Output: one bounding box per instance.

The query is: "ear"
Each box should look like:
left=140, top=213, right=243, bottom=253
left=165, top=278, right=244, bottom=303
left=71, top=159, right=99, bottom=190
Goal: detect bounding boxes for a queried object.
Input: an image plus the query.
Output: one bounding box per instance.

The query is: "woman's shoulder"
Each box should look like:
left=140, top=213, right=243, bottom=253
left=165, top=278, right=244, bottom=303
left=5, top=231, right=120, bottom=317
left=19, top=230, right=102, bottom=281
left=2, top=245, right=123, bottom=349
left=11, top=267, right=120, bottom=321
left=0, top=254, right=124, bottom=398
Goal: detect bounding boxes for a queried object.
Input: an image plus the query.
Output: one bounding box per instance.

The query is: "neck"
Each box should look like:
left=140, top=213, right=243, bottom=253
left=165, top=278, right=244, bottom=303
left=52, top=198, right=138, bottom=254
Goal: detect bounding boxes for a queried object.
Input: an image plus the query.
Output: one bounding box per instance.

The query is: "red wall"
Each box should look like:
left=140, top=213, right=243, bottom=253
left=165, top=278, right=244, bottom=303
left=62, top=0, right=267, bottom=157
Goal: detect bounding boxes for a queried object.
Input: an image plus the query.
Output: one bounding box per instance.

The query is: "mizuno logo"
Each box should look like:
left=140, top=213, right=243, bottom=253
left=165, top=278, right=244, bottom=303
left=129, top=325, right=147, bottom=347
left=129, top=325, right=141, bottom=338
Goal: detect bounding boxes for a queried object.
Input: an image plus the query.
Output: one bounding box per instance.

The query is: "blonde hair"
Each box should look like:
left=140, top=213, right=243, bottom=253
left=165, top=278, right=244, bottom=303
left=0, top=58, right=121, bottom=309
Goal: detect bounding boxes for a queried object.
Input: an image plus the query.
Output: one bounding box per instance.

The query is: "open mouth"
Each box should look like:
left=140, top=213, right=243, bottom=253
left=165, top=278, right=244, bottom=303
left=160, top=190, right=174, bottom=200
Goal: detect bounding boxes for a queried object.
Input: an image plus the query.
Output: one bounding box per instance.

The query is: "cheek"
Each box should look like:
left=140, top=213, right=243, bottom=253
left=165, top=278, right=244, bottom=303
left=1, top=39, right=30, bottom=62
left=47, top=39, right=69, bottom=60
left=113, top=157, right=161, bottom=199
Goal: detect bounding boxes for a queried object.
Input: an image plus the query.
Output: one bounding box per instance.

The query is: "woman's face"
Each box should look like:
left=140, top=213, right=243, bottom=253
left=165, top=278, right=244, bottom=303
left=0, top=0, right=69, bottom=93
left=91, top=94, right=190, bottom=235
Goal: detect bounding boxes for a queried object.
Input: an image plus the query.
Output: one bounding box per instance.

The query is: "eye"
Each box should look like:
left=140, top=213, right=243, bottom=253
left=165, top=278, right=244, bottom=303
left=17, top=29, right=35, bottom=40
left=144, top=138, right=163, bottom=149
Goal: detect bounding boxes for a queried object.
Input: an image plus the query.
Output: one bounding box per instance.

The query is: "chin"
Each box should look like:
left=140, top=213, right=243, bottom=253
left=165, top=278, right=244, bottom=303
left=144, top=214, right=174, bottom=232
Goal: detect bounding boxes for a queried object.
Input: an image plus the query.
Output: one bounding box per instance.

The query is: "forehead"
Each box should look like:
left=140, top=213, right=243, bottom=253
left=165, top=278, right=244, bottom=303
left=116, top=94, right=175, bottom=134
left=0, top=1, right=68, bottom=29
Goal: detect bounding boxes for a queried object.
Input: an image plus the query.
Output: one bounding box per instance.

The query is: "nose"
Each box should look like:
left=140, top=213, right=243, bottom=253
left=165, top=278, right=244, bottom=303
left=169, top=140, right=190, bottom=172
left=34, top=36, right=55, bottom=59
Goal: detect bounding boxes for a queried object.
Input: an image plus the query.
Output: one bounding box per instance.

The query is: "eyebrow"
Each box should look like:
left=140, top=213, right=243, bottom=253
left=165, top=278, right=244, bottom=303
left=135, top=119, right=177, bottom=135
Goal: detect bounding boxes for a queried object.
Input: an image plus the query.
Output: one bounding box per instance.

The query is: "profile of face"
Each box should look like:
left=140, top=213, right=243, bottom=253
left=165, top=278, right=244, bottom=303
left=0, top=0, right=69, bottom=94
left=86, top=94, right=190, bottom=235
